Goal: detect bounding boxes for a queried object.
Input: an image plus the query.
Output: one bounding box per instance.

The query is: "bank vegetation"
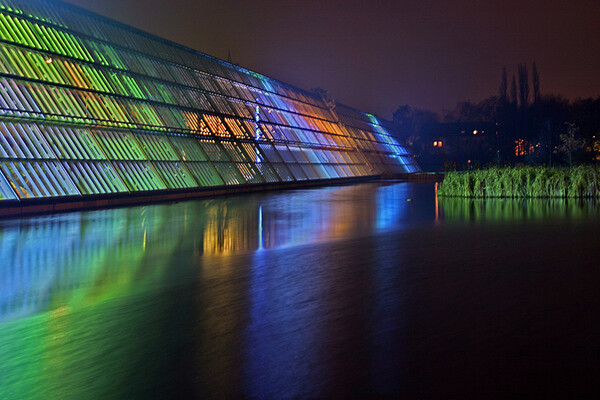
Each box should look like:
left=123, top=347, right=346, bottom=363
left=438, top=166, right=600, bottom=198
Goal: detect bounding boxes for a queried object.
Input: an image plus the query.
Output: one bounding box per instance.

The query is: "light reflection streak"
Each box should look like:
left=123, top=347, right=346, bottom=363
left=435, top=181, right=439, bottom=222
left=257, top=204, right=263, bottom=251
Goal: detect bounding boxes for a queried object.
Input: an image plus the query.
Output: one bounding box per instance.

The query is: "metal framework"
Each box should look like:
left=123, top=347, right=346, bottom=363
left=0, top=0, right=419, bottom=204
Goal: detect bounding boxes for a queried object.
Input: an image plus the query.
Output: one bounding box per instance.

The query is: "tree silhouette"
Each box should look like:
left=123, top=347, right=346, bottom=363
left=510, top=75, right=518, bottom=105
left=499, top=66, right=508, bottom=103
left=532, top=62, right=540, bottom=105
left=556, top=123, right=585, bottom=168
left=518, top=62, right=529, bottom=108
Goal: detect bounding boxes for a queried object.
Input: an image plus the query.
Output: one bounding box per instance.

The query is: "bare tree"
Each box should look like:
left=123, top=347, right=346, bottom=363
left=556, top=122, right=585, bottom=168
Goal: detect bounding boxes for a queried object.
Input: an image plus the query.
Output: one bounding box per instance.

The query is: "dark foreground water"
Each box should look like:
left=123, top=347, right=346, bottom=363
left=1, top=182, right=599, bottom=399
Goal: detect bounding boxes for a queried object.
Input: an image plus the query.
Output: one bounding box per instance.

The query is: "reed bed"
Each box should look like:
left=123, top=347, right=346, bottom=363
left=437, top=166, right=600, bottom=198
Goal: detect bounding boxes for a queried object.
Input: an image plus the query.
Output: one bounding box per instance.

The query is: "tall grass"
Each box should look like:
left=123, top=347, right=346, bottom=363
left=437, top=166, right=600, bottom=198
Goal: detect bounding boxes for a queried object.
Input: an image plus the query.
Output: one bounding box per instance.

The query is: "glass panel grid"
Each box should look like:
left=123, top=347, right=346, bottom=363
left=0, top=0, right=418, bottom=207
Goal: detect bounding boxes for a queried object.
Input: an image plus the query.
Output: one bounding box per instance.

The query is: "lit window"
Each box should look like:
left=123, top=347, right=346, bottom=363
left=514, top=139, right=534, bottom=156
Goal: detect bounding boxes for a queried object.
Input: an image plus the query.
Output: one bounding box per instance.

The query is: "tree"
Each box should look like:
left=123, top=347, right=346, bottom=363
left=518, top=62, right=529, bottom=108
left=393, top=104, right=439, bottom=137
left=556, top=123, right=585, bottom=168
left=532, top=62, right=540, bottom=105
left=499, top=66, right=508, bottom=103
left=392, top=104, right=440, bottom=166
left=510, top=75, right=518, bottom=105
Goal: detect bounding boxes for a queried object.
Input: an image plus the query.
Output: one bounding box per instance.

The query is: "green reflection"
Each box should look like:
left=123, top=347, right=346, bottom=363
left=439, top=196, right=600, bottom=222
left=0, top=182, right=411, bottom=399
left=0, top=204, right=198, bottom=399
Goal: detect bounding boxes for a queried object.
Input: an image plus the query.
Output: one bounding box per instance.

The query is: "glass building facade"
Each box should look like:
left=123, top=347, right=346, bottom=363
left=0, top=0, right=419, bottom=209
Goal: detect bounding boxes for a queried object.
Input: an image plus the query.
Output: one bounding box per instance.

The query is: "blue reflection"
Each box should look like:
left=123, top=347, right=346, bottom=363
left=246, top=244, right=326, bottom=398
left=375, top=183, right=410, bottom=230
left=257, top=204, right=263, bottom=251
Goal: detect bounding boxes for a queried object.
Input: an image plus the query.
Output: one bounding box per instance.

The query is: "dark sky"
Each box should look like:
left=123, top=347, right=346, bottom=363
left=62, top=0, right=600, bottom=119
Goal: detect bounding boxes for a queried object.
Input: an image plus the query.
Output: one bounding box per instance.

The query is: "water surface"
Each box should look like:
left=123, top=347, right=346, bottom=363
left=1, top=182, right=599, bottom=398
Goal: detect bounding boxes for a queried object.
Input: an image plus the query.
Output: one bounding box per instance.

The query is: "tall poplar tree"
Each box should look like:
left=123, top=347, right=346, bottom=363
left=532, top=62, right=540, bottom=105
left=518, top=62, right=529, bottom=108
left=510, top=75, right=518, bottom=105
left=499, top=66, right=508, bottom=103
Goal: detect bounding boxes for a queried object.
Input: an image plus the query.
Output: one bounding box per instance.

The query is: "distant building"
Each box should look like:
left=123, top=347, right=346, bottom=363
left=408, top=122, right=498, bottom=170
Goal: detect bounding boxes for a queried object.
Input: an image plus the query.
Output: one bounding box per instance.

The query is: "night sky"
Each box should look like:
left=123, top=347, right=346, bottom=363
left=62, top=0, right=600, bottom=119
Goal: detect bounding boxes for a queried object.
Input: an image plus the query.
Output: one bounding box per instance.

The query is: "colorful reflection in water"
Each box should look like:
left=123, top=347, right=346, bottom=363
left=1, top=182, right=599, bottom=399
left=0, top=182, right=419, bottom=399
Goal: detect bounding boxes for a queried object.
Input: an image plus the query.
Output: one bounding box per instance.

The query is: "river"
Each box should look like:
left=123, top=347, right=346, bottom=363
left=0, top=181, right=599, bottom=398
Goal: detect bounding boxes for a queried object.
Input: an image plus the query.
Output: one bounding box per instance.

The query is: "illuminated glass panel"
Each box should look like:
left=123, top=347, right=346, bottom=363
left=322, top=164, right=339, bottom=179
left=151, top=161, right=197, bottom=189
left=168, top=135, right=207, bottom=161
left=274, top=144, right=296, bottom=163
left=221, top=141, right=251, bottom=163
left=270, top=163, right=295, bottom=182
left=63, top=160, right=127, bottom=194
left=0, top=160, right=79, bottom=198
left=212, top=163, right=245, bottom=185
left=289, top=146, right=308, bottom=163
left=287, top=163, right=308, bottom=181
left=239, top=142, right=259, bottom=161
left=0, top=169, right=18, bottom=200
left=40, top=125, right=106, bottom=160
left=111, top=161, right=166, bottom=192
left=0, top=120, right=54, bottom=158
left=257, top=144, right=282, bottom=163
left=203, top=114, right=230, bottom=137
left=198, top=140, right=229, bottom=162
left=186, top=90, right=215, bottom=113
left=92, top=130, right=145, bottom=160
left=254, top=162, right=280, bottom=183
left=133, top=131, right=179, bottom=161
left=184, top=161, right=224, bottom=186
left=235, top=162, right=263, bottom=184
left=224, top=117, right=250, bottom=139
left=300, top=163, right=321, bottom=180
left=332, top=164, right=349, bottom=177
